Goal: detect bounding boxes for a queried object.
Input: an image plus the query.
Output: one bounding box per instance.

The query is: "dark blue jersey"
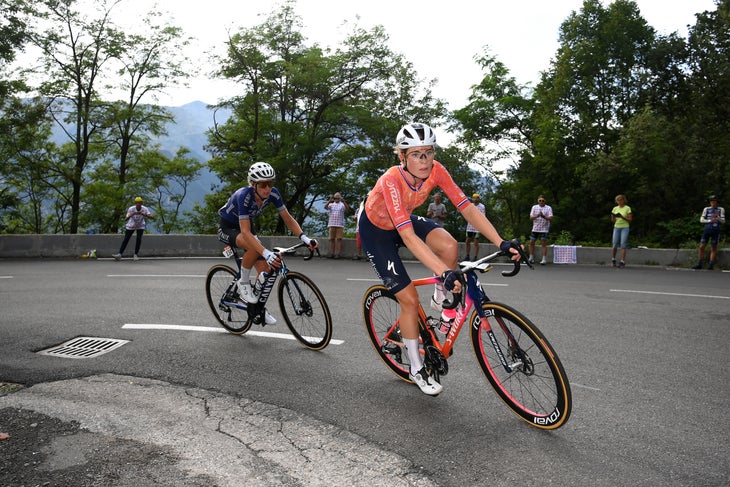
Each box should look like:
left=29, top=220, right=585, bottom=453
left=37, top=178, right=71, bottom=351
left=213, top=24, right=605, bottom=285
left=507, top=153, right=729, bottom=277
left=218, top=186, right=286, bottom=224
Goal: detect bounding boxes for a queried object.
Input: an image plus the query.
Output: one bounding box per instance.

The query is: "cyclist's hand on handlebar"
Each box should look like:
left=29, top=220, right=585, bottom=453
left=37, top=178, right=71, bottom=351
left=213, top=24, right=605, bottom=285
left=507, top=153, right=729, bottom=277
left=441, top=269, right=462, bottom=293
left=299, top=233, right=318, bottom=250
left=499, top=239, right=522, bottom=262
left=262, top=248, right=282, bottom=268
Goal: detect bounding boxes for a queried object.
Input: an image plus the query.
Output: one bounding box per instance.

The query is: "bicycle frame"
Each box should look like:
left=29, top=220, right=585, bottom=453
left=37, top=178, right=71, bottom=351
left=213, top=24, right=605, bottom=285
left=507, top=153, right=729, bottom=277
left=221, top=242, right=313, bottom=316
left=365, top=243, right=571, bottom=429
left=386, top=251, right=522, bottom=372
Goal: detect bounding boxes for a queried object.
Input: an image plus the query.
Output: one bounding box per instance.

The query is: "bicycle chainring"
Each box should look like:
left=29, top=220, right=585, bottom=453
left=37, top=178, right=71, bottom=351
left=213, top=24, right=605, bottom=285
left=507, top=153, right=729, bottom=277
left=424, top=344, right=448, bottom=377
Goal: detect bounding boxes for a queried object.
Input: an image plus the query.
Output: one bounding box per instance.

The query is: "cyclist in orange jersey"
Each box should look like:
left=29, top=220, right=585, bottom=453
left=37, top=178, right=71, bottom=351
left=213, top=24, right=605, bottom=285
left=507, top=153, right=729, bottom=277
left=358, top=122, right=519, bottom=396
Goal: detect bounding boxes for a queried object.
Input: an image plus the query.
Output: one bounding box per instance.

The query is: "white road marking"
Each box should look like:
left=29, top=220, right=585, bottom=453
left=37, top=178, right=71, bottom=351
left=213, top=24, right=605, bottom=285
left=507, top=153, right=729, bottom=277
left=123, top=323, right=344, bottom=345
left=610, top=289, right=729, bottom=300
left=108, top=274, right=204, bottom=277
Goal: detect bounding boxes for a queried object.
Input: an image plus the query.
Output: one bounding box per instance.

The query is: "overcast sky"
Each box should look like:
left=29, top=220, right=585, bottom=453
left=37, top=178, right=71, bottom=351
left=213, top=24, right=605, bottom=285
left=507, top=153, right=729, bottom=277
left=111, top=0, right=717, bottom=110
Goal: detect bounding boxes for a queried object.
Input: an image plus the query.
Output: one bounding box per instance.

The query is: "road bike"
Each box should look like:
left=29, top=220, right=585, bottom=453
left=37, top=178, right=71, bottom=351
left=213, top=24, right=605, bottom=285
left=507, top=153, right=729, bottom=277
left=205, top=242, right=333, bottom=350
left=362, top=243, right=571, bottom=429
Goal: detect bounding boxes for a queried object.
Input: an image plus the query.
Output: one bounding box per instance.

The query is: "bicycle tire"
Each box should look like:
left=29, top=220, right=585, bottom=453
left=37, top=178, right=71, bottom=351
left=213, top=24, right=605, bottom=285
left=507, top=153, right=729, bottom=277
left=277, top=271, right=332, bottom=350
left=205, top=264, right=253, bottom=334
left=470, top=301, right=571, bottom=430
left=362, top=285, right=418, bottom=383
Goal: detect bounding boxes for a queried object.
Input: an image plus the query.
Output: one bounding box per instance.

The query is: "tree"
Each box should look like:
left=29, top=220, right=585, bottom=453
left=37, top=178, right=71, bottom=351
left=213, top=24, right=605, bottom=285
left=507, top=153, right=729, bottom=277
left=516, top=0, right=658, bottom=243
left=202, top=0, right=446, bottom=235
left=8, top=0, right=198, bottom=234
left=685, top=0, right=730, bottom=204
left=99, top=14, right=193, bottom=229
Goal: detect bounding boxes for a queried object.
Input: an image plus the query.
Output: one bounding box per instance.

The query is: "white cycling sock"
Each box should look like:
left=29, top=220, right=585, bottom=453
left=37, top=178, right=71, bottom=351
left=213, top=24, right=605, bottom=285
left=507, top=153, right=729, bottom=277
left=433, top=281, right=446, bottom=302
left=404, top=338, right=423, bottom=375
left=240, top=267, right=252, bottom=283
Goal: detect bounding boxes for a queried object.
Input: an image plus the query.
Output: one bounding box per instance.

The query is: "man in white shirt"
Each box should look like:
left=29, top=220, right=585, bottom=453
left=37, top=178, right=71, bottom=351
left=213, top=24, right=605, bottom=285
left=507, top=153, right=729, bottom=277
left=529, top=195, right=554, bottom=265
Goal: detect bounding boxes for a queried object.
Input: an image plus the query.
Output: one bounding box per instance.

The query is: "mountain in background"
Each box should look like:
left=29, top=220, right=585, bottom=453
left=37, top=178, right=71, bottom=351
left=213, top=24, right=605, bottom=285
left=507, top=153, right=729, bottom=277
left=49, top=100, right=230, bottom=214
left=156, top=101, right=230, bottom=212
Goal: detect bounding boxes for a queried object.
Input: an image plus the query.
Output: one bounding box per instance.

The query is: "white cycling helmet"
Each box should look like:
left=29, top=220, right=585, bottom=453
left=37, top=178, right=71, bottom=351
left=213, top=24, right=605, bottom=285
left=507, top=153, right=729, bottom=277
left=395, top=122, right=437, bottom=149
left=248, top=161, right=276, bottom=182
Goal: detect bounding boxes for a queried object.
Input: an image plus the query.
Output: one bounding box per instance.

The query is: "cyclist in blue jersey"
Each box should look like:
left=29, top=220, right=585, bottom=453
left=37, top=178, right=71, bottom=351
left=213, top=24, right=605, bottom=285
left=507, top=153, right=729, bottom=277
left=217, top=162, right=318, bottom=324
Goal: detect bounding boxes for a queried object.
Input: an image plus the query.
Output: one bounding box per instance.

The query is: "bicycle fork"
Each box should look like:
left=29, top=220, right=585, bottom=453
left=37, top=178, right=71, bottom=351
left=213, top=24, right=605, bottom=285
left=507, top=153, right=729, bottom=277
left=480, top=308, right=531, bottom=375
left=282, top=275, right=313, bottom=317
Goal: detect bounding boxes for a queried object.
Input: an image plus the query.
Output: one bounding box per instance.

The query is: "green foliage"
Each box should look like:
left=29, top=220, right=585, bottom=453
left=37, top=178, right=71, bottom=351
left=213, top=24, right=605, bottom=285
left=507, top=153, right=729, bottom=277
left=2, top=0, right=728, bottom=247
left=202, top=1, right=447, bottom=235
left=553, top=230, right=574, bottom=246
left=457, top=0, right=730, bottom=248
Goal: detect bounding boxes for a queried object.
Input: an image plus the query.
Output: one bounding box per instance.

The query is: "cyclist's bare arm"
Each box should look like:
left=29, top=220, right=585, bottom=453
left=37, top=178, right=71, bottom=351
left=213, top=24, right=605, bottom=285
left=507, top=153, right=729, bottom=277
left=461, top=204, right=519, bottom=261
left=280, top=209, right=319, bottom=250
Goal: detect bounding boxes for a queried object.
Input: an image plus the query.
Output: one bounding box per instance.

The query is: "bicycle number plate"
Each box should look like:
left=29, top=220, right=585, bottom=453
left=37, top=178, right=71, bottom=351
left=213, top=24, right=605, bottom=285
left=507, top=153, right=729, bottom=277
left=222, top=246, right=234, bottom=258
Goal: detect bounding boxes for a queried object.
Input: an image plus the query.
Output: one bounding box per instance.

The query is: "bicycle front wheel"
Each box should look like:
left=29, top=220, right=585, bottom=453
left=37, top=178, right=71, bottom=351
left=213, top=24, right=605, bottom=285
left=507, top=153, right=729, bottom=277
left=470, top=301, right=571, bottom=430
left=277, top=271, right=332, bottom=350
left=362, top=285, right=413, bottom=383
left=205, top=265, right=252, bottom=334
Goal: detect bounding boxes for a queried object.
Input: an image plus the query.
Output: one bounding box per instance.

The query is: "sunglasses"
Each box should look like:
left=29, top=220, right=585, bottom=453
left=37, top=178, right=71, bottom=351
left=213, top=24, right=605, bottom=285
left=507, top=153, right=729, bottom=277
left=406, top=150, right=436, bottom=161
left=538, top=199, right=545, bottom=203
left=257, top=181, right=275, bottom=188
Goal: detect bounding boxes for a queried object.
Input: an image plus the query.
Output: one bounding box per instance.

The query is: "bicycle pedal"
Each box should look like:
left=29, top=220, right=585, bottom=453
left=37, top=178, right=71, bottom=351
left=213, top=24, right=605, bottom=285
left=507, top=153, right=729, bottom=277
left=382, top=343, right=402, bottom=359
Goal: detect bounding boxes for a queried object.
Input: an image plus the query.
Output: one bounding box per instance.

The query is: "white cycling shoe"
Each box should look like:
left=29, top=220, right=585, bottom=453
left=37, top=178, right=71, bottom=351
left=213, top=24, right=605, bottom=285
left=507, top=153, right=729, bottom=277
left=409, top=367, right=443, bottom=396
left=237, top=281, right=258, bottom=303
left=264, top=310, right=277, bottom=325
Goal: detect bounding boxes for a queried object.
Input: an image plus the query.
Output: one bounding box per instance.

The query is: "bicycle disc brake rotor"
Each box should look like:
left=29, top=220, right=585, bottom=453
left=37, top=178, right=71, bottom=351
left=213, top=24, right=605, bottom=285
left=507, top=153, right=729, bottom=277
left=510, top=347, right=535, bottom=375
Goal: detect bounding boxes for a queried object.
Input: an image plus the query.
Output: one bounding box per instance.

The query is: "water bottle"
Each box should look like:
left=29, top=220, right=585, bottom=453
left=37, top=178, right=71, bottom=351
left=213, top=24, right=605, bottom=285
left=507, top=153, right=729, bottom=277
left=439, top=307, right=457, bottom=333
left=253, top=272, right=267, bottom=295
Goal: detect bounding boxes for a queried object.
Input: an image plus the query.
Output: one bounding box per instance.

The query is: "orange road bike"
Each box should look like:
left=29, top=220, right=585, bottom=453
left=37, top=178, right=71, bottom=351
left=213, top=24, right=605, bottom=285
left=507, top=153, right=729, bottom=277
left=362, top=244, right=571, bottom=429
left=206, top=242, right=332, bottom=350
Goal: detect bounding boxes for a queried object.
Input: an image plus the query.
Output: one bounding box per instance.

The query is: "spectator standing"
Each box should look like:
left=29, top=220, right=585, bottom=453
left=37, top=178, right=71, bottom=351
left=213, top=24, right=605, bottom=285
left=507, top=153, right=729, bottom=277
left=692, top=195, right=725, bottom=270
left=113, top=197, right=153, bottom=261
left=352, top=195, right=367, bottom=260
left=610, top=194, right=632, bottom=268
left=426, top=193, right=447, bottom=227
left=464, top=193, right=485, bottom=261
left=324, top=192, right=350, bottom=259
left=529, top=195, right=554, bottom=265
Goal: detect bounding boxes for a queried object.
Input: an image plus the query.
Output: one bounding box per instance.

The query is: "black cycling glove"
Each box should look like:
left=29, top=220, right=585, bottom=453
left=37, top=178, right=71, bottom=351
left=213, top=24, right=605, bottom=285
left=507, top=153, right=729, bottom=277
left=499, top=240, right=513, bottom=253
left=441, top=270, right=459, bottom=292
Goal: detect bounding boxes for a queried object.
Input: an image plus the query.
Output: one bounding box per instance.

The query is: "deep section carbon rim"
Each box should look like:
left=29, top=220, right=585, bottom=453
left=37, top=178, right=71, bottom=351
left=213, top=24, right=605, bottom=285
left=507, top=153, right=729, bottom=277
left=277, top=271, right=332, bottom=350
left=205, top=265, right=252, bottom=334
left=471, top=302, right=571, bottom=429
left=362, top=285, right=412, bottom=382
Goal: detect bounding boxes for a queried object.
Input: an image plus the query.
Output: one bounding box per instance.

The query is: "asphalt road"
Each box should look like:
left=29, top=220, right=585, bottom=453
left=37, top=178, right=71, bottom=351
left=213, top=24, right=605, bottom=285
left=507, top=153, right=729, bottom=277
left=1, top=256, right=728, bottom=486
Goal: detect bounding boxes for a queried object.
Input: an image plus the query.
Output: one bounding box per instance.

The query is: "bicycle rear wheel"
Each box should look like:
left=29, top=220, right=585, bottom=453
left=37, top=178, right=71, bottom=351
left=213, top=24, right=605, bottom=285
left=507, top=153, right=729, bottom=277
left=277, top=271, right=332, bottom=350
left=470, top=301, right=571, bottom=430
left=205, top=265, right=252, bottom=334
left=362, top=285, right=414, bottom=383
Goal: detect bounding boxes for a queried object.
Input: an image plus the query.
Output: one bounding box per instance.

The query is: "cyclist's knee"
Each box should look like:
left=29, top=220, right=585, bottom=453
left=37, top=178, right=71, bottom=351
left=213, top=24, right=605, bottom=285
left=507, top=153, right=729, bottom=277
left=428, top=229, right=457, bottom=256
left=395, top=286, right=419, bottom=308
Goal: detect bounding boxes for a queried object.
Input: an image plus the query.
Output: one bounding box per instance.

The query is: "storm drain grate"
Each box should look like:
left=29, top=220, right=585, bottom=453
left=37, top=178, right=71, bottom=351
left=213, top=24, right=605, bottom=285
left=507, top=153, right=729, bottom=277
left=37, top=337, right=129, bottom=359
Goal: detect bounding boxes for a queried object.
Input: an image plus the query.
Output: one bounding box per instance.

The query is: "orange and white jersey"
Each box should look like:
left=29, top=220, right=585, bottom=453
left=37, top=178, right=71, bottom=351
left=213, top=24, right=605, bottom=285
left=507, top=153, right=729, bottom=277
left=365, top=161, right=470, bottom=231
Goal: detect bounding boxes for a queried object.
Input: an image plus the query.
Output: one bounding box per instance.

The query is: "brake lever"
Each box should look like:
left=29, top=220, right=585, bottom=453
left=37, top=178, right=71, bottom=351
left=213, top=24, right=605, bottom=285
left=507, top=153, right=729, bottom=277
left=303, top=247, right=319, bottom=261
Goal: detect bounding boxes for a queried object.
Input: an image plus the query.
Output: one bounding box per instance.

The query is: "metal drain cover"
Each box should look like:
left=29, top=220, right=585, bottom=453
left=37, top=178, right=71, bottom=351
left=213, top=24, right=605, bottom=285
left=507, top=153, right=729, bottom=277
left=38, top=337, right=129, bottom=359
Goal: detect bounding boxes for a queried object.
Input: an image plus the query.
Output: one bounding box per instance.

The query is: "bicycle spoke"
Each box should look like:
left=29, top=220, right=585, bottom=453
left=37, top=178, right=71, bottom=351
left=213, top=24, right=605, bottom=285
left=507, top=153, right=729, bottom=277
left=205, top=265, right=252, bottom=334
left=471, top=302, right=571, bottom=429
left=362, top=286, right=412, bottom=382
left=277, top=272, right=332, bottom=350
